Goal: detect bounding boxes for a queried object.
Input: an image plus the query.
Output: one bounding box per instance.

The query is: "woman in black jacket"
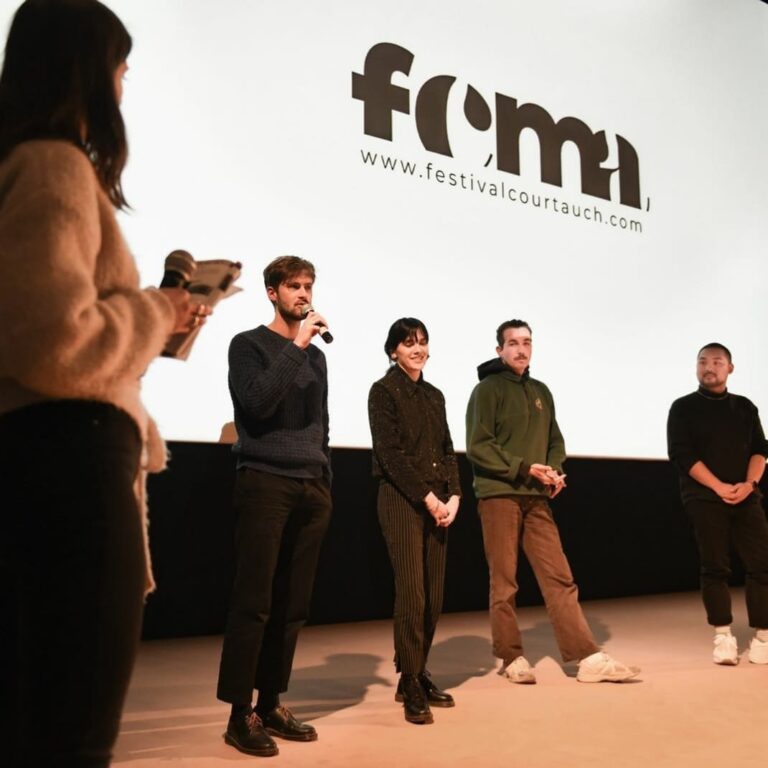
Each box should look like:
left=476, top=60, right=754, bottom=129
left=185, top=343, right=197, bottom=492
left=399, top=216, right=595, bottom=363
left=368, top=317, right=461, bottom=724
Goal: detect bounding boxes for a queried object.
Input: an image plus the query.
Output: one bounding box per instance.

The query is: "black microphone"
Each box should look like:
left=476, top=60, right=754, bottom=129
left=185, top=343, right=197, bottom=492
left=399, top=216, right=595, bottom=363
left=302, top=305, right=333, bottom=344
left=160, top=249, right=196, bottom=288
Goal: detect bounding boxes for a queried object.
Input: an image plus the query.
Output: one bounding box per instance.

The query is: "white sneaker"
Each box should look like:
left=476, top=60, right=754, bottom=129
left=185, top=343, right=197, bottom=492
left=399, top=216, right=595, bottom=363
left=499, top=656, right=536, bottom=684
left=748, top=636, right=768, bottom=665
left=576, top=652, right=640, bottom=683
left=713, top=633, right=739, bottom=665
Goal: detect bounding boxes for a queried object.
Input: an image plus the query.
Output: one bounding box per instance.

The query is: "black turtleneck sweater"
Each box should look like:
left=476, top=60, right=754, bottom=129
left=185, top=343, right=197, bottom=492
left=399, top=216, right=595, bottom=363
left=667, top=387, right=768, bottom=503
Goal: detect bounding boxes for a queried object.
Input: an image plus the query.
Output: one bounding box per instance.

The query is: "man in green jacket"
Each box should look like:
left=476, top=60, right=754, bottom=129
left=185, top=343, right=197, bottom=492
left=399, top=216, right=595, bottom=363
left=466, top=319, right=638, bottom=684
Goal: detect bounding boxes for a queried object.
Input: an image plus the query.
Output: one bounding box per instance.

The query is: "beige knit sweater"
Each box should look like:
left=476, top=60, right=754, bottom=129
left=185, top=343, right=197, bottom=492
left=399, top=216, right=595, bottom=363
left=0, top=139, right=176, bottom=593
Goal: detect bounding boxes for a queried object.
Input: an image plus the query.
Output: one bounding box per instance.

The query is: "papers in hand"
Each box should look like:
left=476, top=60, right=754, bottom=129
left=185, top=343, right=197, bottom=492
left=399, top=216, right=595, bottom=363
left=162, top=259, right=242, bottom=360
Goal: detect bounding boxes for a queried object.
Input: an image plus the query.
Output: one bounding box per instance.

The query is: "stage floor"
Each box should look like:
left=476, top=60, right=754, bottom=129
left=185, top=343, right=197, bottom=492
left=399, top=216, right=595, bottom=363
left=115, top=590, right=766, bottom=767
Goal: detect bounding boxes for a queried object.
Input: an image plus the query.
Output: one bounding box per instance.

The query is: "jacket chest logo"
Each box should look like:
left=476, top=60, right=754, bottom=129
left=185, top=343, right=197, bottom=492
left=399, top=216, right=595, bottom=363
left=534, top=397, right=543, bottom=411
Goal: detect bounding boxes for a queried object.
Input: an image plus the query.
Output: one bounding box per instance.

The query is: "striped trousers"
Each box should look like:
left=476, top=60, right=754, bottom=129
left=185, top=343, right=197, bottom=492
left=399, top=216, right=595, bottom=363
left=377, top=482, right=447, bottom=674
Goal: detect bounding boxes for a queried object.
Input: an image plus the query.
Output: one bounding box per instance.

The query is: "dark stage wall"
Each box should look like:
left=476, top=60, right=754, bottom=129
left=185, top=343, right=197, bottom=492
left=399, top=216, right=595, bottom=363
left=141, top=445, right=757, bottom=640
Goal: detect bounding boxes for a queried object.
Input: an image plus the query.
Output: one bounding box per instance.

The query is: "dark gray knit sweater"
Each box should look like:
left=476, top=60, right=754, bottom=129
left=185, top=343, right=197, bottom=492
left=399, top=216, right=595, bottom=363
left=228, top=325, right=330, bottom=480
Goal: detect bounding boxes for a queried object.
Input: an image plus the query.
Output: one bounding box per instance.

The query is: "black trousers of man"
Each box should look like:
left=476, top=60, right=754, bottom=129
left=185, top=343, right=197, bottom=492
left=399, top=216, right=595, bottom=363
left=217, top=468, right=332, bottom=704
left=687, top=495, right=768, bottom=628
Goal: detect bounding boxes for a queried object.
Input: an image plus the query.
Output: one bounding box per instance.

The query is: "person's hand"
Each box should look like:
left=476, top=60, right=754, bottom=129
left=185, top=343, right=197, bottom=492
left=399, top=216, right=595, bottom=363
left=530, top=464, right=565, bottom=497
left=423, top=492, right=443, bottom=524
left=549, top=472, right=567, bottom=499
left=437, top=495, right=460, bottom=527
left=188, top=303, right=212, bottom=330
left=293, top=310, right=329, bottom=349
left=529, top=463, right=554, bottom=485
left=160, top=287, right=191, bottom=333
left=160, top=288, right=212, bottom=334
left=722, top=481, right=754, bottom=505
left=714, top=481, right=739, bottom=504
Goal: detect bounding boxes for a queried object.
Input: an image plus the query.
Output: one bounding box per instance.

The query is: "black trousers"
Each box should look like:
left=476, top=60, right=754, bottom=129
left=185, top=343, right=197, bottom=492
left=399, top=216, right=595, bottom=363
left=0, top=400, right=145, bottom=768
left=686, top=495, right=768, bottom=628
left=216, top=468, right=332, bottom=703
left=377, top=482, right=447, bottom=675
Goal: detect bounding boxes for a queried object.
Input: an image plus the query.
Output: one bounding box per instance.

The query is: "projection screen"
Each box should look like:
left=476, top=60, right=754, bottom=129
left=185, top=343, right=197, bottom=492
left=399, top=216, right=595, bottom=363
left=1, top=0, right=765, bottom=458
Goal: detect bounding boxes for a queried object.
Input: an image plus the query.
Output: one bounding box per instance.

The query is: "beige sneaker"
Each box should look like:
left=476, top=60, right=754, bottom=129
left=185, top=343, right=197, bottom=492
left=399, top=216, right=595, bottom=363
left=713, top=633, right=739, bottom=665
left=576, top=652, right=640, bottom=683
left=748, top=636, right=768, bottom=665
left=499, top=656, right=536, bottom=684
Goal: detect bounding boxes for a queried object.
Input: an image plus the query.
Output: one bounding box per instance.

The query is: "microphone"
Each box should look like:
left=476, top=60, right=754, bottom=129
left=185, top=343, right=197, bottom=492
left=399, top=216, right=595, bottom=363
left=301, top=305, right=334, bottom=344
left=160, top=249, right=196, bottom=288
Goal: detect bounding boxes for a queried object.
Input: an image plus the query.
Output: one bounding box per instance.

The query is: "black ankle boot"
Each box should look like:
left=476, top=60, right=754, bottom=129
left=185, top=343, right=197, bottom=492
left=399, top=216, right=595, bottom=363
left=399, top=674, right=433, bottom=724
left=419, top=672, right=455, bottom=707
left=224, top=711, right=279, bottom=756
left=395, top=672, right=455, bottom=708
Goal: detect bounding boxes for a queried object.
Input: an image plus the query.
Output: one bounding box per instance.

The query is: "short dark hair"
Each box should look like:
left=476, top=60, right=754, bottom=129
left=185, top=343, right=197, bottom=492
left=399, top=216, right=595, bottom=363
left=0, top=0, right=133, bottom=208
left=263, top=255, right=316, bottom=291
left=384, top=317, right=429, bottom=358
left=698, top=342, right=732, bottom=363
left=496, top=319, right=532, bottom=347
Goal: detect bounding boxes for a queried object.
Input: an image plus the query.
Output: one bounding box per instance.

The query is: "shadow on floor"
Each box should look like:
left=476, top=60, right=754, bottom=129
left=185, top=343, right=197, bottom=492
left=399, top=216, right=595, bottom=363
left=287, top=652, right=389, bottom=719
left=116, top=651, right=390, bottom=762
left=289, top=635, right=497, bottom=717
left=424, top=634, right=496, bottom=690
left=521, top=614, right=612, bottom=672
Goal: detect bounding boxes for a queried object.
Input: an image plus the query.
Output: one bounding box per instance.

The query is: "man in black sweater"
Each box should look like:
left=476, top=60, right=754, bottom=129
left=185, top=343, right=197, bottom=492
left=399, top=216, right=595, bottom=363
left=667, top=342, right=768, bottom=666
left=217, top=256, right=332, bottom=756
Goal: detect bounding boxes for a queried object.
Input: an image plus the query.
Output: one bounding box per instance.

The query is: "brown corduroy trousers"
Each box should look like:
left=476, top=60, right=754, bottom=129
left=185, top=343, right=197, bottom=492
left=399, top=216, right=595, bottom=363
left=478, top=495, right=599, bottom=663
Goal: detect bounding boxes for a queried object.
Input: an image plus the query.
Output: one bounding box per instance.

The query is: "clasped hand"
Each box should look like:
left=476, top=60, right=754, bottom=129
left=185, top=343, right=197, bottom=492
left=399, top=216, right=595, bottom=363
left=424, top=492, right=460, bottom=527
left=530, top=463, right=567, bottom=498
left=716, top=481, right=754, bottom=506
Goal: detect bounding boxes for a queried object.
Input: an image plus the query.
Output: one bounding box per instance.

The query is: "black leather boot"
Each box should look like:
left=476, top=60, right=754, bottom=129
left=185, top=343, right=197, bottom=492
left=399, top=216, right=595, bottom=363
left=224, top=711, right=279, bottom=756
left=419, top=672, right=455, bottom=707
left=398, top=673, right=433, bottom=724
left=260, top=705, right=318, bottom=741
left=395, top=672, right=455, bottom=708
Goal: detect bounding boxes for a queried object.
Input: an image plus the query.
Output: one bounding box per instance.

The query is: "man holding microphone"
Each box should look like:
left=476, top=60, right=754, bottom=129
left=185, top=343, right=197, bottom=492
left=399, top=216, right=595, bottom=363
left=216, top=256, right=332, bottom=756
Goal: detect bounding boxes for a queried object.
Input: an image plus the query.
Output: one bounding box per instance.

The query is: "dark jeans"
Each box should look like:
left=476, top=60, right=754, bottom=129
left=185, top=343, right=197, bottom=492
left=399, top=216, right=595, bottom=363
left=377, top=482, right=447, bottom=675
left=217, top=468, right=332, bottom=703
left=687, top=495, right=768, bottom=628
left=0, top=400, right=145, bottom=768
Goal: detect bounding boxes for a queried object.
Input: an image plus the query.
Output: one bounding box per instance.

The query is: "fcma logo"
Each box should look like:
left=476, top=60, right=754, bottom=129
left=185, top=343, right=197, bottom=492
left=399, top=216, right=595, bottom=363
left=352, top=42, right=642, bottom=209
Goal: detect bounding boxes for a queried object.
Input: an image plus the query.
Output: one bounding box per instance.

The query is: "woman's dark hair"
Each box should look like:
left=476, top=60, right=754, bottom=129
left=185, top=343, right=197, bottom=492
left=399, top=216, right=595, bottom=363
left=0, top=0, right=132, bottom=207
left=384, top=317, right=429, bottom=358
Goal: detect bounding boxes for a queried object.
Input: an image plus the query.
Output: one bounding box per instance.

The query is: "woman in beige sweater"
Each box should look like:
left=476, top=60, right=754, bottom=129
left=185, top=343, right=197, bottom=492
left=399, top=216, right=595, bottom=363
left=0, top=2, right=199, bottom=766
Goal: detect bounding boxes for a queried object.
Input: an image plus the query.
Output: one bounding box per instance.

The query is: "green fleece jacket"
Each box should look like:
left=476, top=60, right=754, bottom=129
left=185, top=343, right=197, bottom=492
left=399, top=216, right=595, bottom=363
left=465, top=359, right=566, bottom=499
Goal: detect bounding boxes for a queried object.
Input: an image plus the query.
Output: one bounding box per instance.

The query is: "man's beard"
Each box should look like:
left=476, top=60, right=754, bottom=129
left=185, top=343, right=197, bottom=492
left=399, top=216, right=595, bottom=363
left=700, top=374, right=722, bottom=389
left=277, top=302, right=304, bottom=322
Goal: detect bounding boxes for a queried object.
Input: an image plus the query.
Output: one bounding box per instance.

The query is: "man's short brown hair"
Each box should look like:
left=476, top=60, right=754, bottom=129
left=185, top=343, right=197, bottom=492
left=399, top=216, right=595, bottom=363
left=496, top=319, right=532, bottom=347
left=263, top=255, right=316, bottom=291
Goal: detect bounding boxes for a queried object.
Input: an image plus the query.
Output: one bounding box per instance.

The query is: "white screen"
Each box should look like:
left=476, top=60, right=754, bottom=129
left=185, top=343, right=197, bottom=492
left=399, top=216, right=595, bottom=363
left=3, top=0, right=766, bottom=458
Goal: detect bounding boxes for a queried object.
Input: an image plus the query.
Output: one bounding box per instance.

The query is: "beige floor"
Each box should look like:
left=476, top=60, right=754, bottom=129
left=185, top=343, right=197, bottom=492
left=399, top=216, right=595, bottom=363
left=115, top=590, right=767, bottom=768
